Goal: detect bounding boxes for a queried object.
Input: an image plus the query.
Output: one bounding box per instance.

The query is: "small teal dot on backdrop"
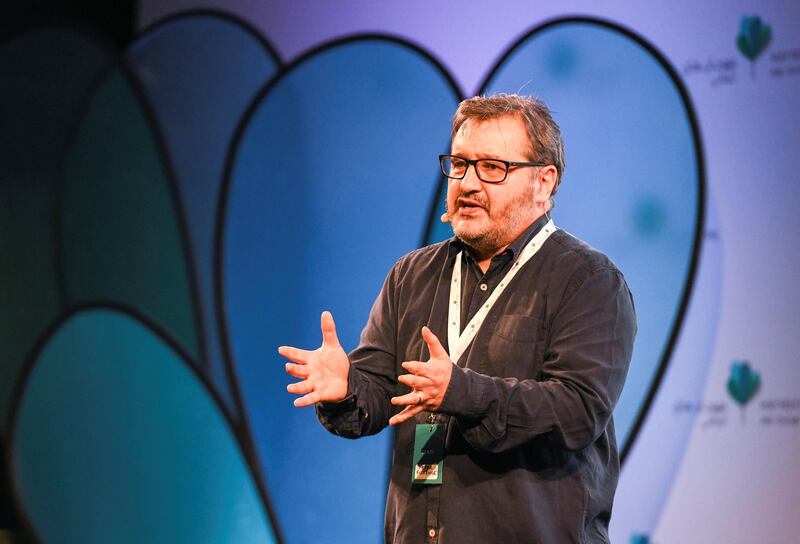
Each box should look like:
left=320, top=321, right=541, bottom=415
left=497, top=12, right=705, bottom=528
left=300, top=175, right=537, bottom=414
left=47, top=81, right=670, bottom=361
left=633, top=196, right=668, bottom=238
left=545, top=39, right=579, bottom=79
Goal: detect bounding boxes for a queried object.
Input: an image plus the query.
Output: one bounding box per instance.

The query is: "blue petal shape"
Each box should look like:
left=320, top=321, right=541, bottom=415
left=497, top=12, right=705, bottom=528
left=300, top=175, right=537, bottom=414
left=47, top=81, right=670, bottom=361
left=222, top=38, right=458, bottom=543
left=9, top=308, right=276, bottom=543
left=127, top=13, right=280, bottom=412
left=482, top=21, right=701, bottom=449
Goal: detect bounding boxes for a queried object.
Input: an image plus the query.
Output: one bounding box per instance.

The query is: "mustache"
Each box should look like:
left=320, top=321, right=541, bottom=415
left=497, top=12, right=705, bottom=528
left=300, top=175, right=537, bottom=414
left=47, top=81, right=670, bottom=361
left=455, top=194, right=488, bottom=210
left=442, top=192, right=488, bottom=223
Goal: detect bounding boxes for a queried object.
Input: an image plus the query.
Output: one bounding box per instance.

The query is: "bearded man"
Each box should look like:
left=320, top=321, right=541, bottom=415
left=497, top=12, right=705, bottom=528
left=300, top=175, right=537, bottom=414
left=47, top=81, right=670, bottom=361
left=279, top=93, right=636, bottom=543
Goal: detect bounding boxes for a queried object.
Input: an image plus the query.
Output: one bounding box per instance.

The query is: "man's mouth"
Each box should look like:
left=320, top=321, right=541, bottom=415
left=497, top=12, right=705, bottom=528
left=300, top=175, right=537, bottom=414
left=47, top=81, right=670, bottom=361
left=456, top=198, right=486, bottom=215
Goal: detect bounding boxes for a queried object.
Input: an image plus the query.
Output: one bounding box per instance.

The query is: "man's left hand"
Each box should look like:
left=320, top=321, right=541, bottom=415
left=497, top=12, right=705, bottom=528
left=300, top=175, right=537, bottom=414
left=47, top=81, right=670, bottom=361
left=389, top=326, right=453, bottom=425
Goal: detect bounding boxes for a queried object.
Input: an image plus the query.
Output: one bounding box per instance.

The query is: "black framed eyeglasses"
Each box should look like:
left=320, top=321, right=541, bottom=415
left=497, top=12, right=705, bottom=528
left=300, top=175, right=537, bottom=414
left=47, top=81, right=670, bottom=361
left=439, top=154, right=547, bottom=183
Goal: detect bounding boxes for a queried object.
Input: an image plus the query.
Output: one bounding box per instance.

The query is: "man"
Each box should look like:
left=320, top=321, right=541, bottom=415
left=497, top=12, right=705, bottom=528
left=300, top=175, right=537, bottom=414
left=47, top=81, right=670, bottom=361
left=279, top=94, right=636, bottom=543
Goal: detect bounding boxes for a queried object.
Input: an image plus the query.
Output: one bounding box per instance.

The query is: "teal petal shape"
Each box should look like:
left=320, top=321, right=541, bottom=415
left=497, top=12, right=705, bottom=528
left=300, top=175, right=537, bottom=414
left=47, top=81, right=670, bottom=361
left=727, top=360, right=760, bottom=406
left=9, top=308, right=276, bottom=543
left=737, top=16, right=771, bottom=61
left=0, top=28, right=113, bottom=427
left=59, top=67, right=200, bottom=360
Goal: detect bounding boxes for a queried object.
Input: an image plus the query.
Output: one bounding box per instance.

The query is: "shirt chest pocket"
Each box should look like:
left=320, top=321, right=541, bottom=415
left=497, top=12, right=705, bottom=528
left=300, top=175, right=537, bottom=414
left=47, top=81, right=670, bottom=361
left=485, top=315, right=545, bottom=379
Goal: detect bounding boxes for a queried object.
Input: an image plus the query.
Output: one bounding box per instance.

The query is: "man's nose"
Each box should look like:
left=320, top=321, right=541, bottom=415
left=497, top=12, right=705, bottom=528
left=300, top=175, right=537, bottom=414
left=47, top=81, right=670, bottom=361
left=459, top=164, right=483, bottom=192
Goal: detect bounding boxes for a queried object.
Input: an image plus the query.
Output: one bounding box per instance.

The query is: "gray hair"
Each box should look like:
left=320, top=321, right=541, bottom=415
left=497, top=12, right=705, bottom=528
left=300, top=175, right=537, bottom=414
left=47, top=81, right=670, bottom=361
left=451, top=93, right=566, bottom=195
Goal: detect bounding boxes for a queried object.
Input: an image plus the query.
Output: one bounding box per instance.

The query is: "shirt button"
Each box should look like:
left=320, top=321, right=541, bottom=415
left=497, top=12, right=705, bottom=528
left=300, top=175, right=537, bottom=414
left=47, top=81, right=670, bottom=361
left=428, top=528, right=436, bottom=538
left=479, top=283, right=488, bottom=291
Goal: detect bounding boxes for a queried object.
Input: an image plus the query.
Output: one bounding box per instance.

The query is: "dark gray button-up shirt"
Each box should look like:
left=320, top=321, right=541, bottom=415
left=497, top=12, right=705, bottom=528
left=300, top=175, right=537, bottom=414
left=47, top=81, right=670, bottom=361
left=318, top=216, right=636, bottom=543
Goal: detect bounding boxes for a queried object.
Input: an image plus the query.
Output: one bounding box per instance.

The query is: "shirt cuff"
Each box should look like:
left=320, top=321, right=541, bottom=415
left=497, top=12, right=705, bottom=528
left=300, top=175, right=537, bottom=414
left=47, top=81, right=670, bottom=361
left=438, top=364, right=487, bottom=418
left=315, top=365, right=360, bottom=434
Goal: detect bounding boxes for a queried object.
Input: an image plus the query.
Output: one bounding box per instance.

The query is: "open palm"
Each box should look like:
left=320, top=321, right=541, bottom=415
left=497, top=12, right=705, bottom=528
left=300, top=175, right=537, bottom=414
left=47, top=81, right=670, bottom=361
left=279, top=311, right=350, bottom=407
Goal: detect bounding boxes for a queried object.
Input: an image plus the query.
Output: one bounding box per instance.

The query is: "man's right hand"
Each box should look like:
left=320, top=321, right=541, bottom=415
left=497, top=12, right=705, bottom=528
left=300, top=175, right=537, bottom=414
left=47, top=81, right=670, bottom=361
left=278, top=311, right=350, bottom=407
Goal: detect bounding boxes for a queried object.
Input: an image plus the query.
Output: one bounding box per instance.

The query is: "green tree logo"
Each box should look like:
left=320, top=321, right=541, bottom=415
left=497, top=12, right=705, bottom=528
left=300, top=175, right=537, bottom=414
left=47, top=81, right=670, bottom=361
left=727, top=360, right=761, bottom=423
left=736, top=15, right=772, bottom=78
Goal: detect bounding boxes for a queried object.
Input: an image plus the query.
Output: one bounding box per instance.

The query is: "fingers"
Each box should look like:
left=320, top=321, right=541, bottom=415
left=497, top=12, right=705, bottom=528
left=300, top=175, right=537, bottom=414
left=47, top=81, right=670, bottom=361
left=401, top=360, right=430, bottom=377
left=293, top=392, right=320, bottom=408
left=320, top=311, right=341, bottom=347
left=421, top=326, right=448, bottom=358
left=391, top=390, right=425, bottom=406
left=389, top=404, right=425, bottom=426
left=287, top=380, right=313, bottom=395
left=278, top=346, right=312, bottom=364
left=397, top=373, right=431, bottom=389
left=284, top=362, right=309, bottom=379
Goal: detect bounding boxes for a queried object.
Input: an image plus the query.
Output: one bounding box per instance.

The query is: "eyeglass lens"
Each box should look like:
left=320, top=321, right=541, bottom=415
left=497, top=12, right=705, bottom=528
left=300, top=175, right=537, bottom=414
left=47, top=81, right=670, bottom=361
left=442, top=157, right=508, bottom=182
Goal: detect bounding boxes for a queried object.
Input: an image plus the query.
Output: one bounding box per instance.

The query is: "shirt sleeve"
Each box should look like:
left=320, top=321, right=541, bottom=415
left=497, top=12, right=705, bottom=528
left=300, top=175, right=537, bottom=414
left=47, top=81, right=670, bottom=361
left=437, top=265, right=637, bottom=453
left=316, top=262, right=400, bottom=438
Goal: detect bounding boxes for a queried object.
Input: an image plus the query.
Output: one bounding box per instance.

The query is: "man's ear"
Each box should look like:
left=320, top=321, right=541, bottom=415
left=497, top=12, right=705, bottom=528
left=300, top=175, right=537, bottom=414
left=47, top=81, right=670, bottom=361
left=534, top=165, right=558, bottom=207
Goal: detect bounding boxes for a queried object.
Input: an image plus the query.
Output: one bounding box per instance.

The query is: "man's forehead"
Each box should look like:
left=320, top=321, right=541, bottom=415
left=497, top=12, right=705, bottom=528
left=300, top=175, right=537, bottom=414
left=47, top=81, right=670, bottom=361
left=453, top=115, right=532, bottom=155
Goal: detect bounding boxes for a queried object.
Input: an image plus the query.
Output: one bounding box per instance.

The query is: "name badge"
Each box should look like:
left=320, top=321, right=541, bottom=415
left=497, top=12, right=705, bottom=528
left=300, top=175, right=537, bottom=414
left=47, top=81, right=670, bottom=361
left=412, top=423, right=445, bottom=485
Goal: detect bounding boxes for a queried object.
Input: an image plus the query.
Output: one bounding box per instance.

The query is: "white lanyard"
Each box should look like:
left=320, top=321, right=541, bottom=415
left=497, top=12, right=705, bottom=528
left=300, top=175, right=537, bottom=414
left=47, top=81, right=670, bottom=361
left=447, top=220, right=556, bottom=365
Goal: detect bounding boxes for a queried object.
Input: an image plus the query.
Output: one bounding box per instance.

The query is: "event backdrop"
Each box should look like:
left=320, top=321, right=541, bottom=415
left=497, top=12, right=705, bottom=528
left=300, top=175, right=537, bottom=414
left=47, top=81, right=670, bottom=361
left=1, top=1, right=798, bottom=543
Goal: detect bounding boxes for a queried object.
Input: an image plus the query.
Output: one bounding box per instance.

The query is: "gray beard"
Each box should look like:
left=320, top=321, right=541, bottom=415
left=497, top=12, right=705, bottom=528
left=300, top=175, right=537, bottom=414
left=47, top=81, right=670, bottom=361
left=455, top=228, right=508, bottom=258
left=450, top=188, right=539, bottom=258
